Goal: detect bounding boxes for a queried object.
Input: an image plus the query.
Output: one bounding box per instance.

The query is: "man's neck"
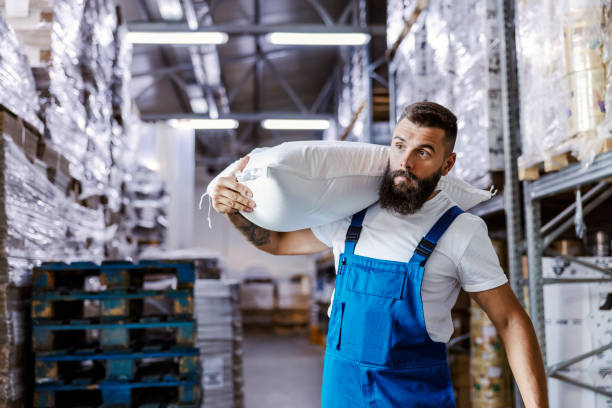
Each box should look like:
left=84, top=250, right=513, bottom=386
left=427, top=189, right=441, bottom=201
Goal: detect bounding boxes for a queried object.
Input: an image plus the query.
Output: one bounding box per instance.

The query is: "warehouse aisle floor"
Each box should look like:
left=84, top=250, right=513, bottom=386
left=243, top=330, right=325, bottom=408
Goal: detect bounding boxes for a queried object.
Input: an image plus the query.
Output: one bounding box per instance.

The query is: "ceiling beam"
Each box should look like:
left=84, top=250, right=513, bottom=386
left=303, top=0, right=335, bottom=26
left=127, top=22, right=385, bottom=36
left=134, top=0, right=191, bottom=112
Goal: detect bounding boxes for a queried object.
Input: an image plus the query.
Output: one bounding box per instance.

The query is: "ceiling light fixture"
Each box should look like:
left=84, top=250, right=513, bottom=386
left=265, top=32, right=370, bottom=46
left=261, top=119, right=331, bottom=130
left=126, top=31, right=229, bottom=45
left=168, top=118, right=238, bottom=130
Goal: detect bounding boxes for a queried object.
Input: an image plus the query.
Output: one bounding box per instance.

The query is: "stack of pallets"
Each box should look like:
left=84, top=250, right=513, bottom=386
left=31, top=260, right=200, bottom=407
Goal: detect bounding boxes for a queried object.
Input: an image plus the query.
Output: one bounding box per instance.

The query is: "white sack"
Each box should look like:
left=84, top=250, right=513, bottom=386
left=204, top=140, right=492, bottom=232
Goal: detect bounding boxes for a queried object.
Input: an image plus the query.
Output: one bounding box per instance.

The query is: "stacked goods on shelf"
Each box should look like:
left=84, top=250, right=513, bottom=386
left=448, top=291, right=471, bottom=408
left=0, top=9, right=44, bottom=132
left=517, top=0, right=608, bottom=180
left=335, top=46, right=368, bottom=142
left=274, top=274, right=311, bottom=335
left=0, top=4, right=163, bottom=403
left=449, top=0, right=503, bottom=188
left=195, top=279, right=244, bottom=408
left=240, top=268, right=276, bottom=327
left=386, top=0, right=503, bottom=189
left=32, top=260, right=200, bottom=407
left=470, top=301, right=513, bottom=407
left=601, top=2, right=612, bottom=152
left=1, top=1, right=152, bottom=261
left=126, top=165, right=169, bottom=253
left=470, top=239, right=512, bottom=407
left=334, top=2, right=369, bottom=143
left=542, top=255, right=612, bottom=408
left=0, top=105, right=106, bottom=406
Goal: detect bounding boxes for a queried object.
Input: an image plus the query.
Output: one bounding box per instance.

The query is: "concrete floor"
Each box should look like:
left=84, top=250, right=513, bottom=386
left=243, top=330, right=325, bottom=408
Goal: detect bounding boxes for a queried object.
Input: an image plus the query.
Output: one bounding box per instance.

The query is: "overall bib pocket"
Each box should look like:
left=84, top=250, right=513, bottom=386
left=346, top=264, right=406, bottom=300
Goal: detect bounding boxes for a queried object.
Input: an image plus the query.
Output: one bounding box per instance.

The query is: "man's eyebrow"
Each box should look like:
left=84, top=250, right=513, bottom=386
left=392, top=135, right=405, bottom=142
left=418, top=144, right=435, bottom=152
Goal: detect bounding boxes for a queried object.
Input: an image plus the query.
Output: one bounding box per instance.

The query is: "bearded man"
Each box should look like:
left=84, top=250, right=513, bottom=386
left=210, top=102, right=548, bottom=408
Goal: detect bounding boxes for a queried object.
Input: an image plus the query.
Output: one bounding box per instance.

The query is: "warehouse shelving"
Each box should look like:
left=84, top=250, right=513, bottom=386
left=522, top=151, right=612, bottom=399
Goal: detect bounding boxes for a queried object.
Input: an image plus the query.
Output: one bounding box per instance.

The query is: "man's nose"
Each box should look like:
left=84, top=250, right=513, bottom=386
left=401, top=150, right=414, bottom=170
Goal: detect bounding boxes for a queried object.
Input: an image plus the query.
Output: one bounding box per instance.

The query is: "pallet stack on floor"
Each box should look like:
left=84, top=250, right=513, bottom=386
left=195, top=279, right=244, bottom=408
left=31, top=260, right=201, bottom=407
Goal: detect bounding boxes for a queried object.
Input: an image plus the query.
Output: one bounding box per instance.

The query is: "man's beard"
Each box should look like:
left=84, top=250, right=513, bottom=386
left=378, top=163, right=443, bottom=215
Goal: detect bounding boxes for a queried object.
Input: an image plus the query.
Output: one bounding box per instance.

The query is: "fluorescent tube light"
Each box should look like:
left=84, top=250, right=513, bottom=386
left=265, top=32, right=370, bottom=46
left=261, top=119, right=330, bottom=130
left=168, top=119, right=238, bottom=130
left=127, top=31, right=229, bottom=45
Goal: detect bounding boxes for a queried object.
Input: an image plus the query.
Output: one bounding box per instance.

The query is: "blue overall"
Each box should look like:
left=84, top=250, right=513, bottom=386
left=321, top=205, right=464, bottom=408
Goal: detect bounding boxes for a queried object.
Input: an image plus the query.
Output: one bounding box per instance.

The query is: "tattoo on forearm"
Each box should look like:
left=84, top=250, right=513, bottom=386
left=229, top=213, right=271, bottom=247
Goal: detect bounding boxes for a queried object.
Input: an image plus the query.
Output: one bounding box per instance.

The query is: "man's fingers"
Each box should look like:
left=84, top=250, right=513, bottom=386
left=217, top=189, right=255, bottom=209
left=216, top=177, right=254, bottom=198
left=215, top=196, right=253, bottom=213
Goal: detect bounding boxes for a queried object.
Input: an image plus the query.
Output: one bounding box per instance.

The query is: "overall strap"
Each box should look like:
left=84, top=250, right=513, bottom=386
left=343, top=208, right=368, bottom=255
left=412, top=205, right=464, bottom=266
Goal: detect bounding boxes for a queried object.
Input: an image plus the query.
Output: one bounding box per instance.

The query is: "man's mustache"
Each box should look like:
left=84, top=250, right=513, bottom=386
left=389, top=169, right=418, bottom=182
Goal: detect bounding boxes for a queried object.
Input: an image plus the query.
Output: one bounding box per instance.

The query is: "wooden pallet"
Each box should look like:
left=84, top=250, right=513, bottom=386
left=33, top=316, right=196, bottom=351
left=35, top=346, right=199, bottom=384
left=32, top=289, right=193, bottom=320
left=517, top=131, right=612, bottom=180
left=33, top=260, right=195, bottom=291
left=34, top=378, right=200, bottom=407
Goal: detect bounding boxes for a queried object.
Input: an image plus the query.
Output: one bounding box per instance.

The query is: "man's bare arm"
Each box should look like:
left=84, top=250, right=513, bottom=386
left=226, top=212, right=328, bottom=255
left=226, top=212, right=279, bottom=253
left=471, top=283, right=549, bottom=408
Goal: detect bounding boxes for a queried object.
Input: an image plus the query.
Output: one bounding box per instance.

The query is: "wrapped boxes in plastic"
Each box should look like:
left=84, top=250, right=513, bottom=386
left=0, top=13, right=43, bottom=132
left=600, top=2, right=612, bottom=153
left=195, top=279, right=245, bottom=408
left=3, top=0, right=119, bottom=193
left=0, top=106, right=106, bottom=405
left=387, top=0, right=503, bottom=188
left=517, top=0, right=607, bottom=172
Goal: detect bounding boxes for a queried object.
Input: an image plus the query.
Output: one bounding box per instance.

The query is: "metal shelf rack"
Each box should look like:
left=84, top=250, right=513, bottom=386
left=523, top=150, right=612, bottom=399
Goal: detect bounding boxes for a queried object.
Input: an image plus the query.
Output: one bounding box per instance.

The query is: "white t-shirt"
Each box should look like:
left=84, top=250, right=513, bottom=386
left=311, top=190, right=508, bottom=343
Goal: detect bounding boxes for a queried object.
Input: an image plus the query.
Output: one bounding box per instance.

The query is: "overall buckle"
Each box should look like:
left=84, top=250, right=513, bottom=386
left=415, top=237, right=436, bottom=258
left=346, top=226, right=362, bottom=242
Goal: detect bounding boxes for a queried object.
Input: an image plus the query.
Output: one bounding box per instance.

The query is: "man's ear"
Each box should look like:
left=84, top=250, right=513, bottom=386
left=441, top=152, right=456, bottom=176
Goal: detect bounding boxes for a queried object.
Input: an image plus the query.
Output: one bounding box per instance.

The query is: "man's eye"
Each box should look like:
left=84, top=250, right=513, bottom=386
left=395, top=144, right=404, bottom=149
left=418, top=150, right=429, bottom=157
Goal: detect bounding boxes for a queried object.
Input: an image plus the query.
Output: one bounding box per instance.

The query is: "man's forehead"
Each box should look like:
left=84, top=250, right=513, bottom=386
left=393, top=120, right=445, bottom=140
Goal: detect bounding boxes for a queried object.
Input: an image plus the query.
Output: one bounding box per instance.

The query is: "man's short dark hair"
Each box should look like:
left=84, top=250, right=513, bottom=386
left=398, top=102, right=457, bottom=154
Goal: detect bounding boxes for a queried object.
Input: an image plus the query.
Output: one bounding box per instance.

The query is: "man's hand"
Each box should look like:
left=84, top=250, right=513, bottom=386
left=211, top=156, right=256, bottom=215
left=209, top=155, right=329, bottom=256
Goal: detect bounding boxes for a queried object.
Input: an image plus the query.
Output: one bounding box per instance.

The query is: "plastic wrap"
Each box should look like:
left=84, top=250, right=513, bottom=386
left=449, top=0, right=502, bottom=188
left=0, top=129, right=106, bottom=403
left=337, top=46, right=369, bottom=142
left=597, top=1, right=612, bottom=164
left=124, top=165, right=169, bottom=253
left=390, top=0, right=502, bottom=188
left=0, top=14, right=43, bottom=132
left=517, top=0, right=605, bottom=168
left=3, top=134, right=105, bottom=286
left=34, top=0, right=119, bottom=192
